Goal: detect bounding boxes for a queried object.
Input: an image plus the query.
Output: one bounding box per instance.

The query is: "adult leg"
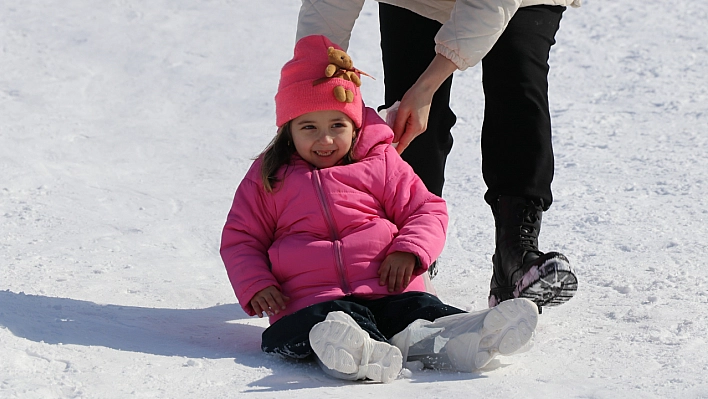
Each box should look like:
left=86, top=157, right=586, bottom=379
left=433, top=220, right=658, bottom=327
left=480, top=6, right=577, bottom=309
left=379, top=3, right=456, bottom=198
left=481, top=5, right=564, bottom=207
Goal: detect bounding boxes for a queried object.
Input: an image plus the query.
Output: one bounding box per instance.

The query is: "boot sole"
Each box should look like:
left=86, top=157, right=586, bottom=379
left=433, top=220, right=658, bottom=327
left=309, top=319, right=402, bottom=383
left=515, top=253, right=578, bottom=308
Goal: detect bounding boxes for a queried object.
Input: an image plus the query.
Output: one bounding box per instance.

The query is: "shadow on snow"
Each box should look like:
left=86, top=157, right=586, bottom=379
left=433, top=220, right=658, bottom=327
left=0, top=289, right=263, bottom=360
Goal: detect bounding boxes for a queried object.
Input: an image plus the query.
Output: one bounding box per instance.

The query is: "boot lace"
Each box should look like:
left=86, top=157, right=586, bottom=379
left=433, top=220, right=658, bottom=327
left=518, top=203, right=541, bottom=253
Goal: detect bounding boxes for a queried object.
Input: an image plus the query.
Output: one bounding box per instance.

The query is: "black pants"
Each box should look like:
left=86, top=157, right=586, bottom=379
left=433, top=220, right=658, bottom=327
left=379, top=4, right=565, bottom=209
left=261, top=292, right=464, bottom=359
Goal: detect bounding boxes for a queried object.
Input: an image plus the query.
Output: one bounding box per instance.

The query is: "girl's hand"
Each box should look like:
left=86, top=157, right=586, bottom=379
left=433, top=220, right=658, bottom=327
left=250, top=286, right=290, bottom=318
left=378, top=251, right=417, bottom=293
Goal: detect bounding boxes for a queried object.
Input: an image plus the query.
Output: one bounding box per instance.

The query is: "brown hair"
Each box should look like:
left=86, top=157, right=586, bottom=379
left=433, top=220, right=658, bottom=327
left=259, top=122, right=359, bottom=192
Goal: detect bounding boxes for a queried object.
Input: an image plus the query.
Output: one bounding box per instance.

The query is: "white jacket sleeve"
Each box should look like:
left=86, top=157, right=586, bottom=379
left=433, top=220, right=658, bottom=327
left=434, top=0, right=523, bottom=70
left=296, top=0, right=366, bottom=50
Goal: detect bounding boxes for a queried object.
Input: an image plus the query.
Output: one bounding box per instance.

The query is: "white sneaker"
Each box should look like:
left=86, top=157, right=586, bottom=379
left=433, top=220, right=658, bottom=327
left=309, top=311, right=402, bottom=383
left=446, top=298, right=538, bottom=371
left=391, top=298, right=538, bottom=372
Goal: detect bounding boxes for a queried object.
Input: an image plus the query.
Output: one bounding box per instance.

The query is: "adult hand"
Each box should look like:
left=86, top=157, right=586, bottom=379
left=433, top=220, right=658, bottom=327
left=378, top=251, right=418, bottom=293
left=391, top=54, right=459, bottom=155
left=250, top=285, right=290, bottom=318
left=392, top=85, right=434, bottom=154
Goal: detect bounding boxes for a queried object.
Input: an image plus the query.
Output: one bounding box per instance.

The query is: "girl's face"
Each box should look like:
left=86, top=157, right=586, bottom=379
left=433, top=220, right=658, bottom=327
left=290, top=110, right=356, bottom=169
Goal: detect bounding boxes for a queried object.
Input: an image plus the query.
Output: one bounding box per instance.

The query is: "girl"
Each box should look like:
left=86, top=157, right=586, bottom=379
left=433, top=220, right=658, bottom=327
left=221, top=35, right=539, bottom=383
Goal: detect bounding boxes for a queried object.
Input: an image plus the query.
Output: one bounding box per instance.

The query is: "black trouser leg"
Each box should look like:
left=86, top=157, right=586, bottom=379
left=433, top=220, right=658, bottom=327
left=261, top=298, right=386, bottom=359
left=260, top=292, right=464, bottom=359
left=379, top=3, right=456, bottom=197
left=366, top=292, right=465, bottom=338
left=481, top=6, right=565, bottom=210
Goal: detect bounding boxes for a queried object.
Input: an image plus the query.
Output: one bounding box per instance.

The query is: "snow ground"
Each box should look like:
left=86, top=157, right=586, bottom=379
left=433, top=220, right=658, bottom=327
left=1, top=0, right=707, bottom=398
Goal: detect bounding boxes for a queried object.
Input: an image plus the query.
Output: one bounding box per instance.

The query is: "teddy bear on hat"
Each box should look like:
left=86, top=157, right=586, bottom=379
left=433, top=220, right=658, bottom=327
left=314, top=46, right=373, bottom=103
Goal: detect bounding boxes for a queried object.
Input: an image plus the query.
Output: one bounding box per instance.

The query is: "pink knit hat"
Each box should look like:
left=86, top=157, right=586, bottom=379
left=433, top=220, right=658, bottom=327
left=275, top=35, right=364, bottom=128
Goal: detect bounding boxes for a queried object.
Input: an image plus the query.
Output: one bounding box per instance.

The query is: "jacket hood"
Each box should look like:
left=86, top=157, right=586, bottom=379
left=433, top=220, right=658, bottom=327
left=351, top=107, right=394, bottom=160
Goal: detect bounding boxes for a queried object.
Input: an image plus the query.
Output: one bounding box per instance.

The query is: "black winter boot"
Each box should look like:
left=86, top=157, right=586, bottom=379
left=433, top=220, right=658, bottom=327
left=488, top=196, right=578, bottom=310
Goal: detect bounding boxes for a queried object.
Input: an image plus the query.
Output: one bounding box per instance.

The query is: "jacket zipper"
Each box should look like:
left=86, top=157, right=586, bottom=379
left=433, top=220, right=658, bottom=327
left=313, top=170, right=352, bottom=294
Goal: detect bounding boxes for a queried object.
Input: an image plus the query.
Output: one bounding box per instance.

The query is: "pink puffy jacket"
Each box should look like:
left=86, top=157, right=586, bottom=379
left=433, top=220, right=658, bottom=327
left=220, top=107, right=448, bottom=324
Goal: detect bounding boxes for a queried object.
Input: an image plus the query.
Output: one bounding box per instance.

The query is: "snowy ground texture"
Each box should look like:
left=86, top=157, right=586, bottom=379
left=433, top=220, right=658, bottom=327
left=2, top=0, right=708, bottom=398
